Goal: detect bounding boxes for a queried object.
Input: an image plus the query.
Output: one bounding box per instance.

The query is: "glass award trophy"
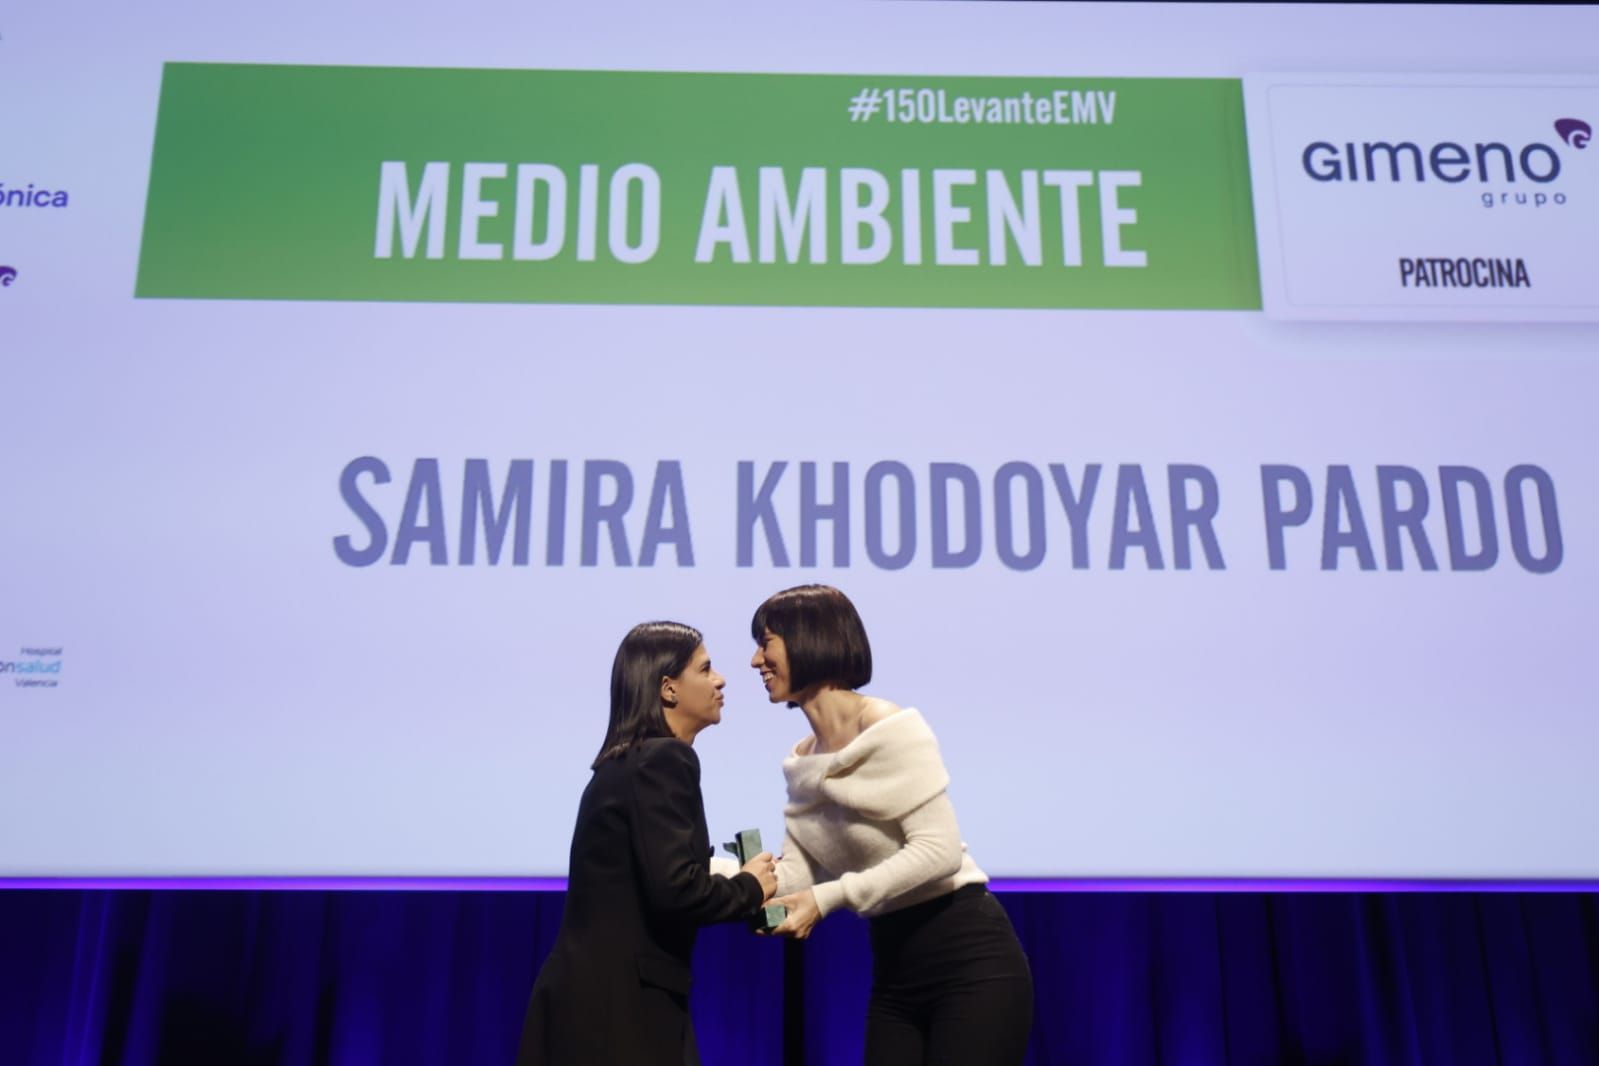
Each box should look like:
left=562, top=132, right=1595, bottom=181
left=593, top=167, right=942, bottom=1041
left=722, top=828, right=787, bottom=932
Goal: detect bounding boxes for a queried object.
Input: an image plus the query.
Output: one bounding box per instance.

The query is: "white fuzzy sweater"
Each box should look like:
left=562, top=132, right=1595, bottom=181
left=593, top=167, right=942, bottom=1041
left=775, top=708, right=987, bottom=918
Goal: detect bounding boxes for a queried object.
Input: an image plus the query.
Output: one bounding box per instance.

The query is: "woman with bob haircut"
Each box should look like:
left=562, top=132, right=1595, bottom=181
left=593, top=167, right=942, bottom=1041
left=751, top=585, right=1033, bottom=1065
left=515, top=620, right=778, bottom=1066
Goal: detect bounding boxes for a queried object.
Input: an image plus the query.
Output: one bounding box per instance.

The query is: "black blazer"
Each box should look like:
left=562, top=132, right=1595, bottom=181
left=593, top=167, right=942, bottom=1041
left=515, top=737, right=762, bottom=1066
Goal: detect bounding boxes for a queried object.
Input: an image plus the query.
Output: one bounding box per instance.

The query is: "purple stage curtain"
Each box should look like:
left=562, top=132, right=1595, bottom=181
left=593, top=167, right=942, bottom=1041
left=2, top=890, right=1595, bottom=1065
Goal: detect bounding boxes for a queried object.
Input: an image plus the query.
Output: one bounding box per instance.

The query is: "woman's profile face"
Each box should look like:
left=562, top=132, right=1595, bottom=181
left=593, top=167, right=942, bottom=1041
left=665, top=644, right=726, bottom=733
left=750, top=629, right=793, bottom=703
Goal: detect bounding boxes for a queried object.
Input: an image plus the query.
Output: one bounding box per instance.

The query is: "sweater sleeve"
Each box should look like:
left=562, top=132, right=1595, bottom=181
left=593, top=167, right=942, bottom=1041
left=628, top=741, right=763, bottom=924
left=774, top=825, right=828, bottom=898
left=809, top=792, right=965, bottom=918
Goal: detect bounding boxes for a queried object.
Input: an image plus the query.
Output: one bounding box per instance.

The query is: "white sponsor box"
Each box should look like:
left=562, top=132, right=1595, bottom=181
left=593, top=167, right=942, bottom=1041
left=1244, top=75, right=1599, bottom=321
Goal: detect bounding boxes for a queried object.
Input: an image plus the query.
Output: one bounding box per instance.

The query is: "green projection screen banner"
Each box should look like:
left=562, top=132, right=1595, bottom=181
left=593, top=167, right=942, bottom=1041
left=135, top=65, right=1261, bottom=310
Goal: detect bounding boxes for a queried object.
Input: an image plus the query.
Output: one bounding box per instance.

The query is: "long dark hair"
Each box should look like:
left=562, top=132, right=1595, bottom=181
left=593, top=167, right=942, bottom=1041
left=593, top=621, right=702, bottom=767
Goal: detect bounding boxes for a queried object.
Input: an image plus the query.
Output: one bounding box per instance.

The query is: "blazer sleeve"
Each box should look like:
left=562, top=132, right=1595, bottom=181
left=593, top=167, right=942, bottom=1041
left=628, top=740, right=763, bottom=924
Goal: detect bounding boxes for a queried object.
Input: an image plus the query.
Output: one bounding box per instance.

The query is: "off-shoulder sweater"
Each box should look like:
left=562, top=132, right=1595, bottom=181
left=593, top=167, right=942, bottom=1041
left=774, top=708, right=987, bottom=918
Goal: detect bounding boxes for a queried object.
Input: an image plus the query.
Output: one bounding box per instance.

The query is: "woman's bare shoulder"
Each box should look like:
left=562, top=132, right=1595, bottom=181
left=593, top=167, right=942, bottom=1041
left=858, top=697, right=903, bottom=730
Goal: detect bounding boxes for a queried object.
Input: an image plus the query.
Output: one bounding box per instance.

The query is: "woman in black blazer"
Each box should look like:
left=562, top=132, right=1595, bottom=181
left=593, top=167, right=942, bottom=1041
left=515, top=621, right=777, bottom=1066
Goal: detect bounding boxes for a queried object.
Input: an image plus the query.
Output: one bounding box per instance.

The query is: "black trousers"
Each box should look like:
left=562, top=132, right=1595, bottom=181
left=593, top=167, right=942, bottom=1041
left=864, top=885, right=1034, bottom=1066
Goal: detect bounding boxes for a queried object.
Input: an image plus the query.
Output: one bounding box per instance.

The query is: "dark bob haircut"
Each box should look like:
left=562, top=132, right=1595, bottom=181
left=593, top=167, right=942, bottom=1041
left=593, top=620, right=701, bottom=768
left=750, top=584, right=872, bottom=695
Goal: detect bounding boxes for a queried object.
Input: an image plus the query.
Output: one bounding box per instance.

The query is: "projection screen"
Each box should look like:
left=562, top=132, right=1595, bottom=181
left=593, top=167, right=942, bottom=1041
left=2, top=1, right=1596, bottom=882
